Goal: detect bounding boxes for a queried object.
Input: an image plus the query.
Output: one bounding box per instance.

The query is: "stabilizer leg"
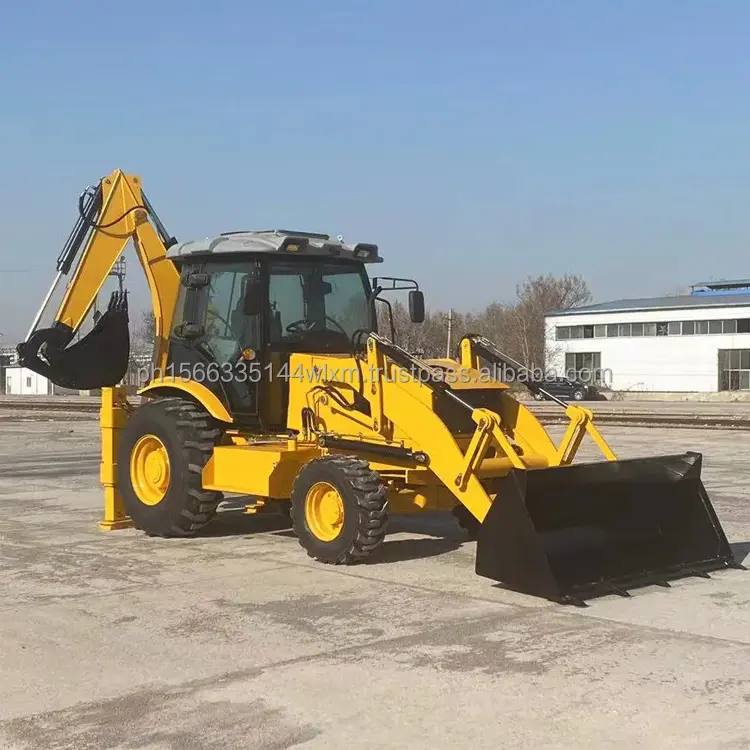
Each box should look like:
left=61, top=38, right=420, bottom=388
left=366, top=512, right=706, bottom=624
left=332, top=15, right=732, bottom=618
left=99, top=385, right=133, bottom=531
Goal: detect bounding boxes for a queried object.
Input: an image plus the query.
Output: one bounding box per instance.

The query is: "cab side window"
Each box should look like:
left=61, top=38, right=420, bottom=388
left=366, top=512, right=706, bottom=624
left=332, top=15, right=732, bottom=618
left=202, top=262, right=261, bottom=364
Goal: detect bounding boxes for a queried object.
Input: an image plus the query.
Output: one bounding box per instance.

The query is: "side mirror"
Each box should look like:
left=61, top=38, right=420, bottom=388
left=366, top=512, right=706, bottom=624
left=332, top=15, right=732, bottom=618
left=409, top=290, right=425, bottom=324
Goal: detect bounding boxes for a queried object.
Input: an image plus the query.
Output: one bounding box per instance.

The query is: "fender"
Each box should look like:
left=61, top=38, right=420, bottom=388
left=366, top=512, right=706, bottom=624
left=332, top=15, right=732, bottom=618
left=138, top=378, right=234, bottom=423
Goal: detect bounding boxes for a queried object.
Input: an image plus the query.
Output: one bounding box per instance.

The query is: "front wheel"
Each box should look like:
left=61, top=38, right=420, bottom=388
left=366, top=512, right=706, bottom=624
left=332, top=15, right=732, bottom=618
left=117, top=396, right=223, bottom=537
left=572, top=389, right=585, bottom=401
left=290, top=455, right=388, bottom=564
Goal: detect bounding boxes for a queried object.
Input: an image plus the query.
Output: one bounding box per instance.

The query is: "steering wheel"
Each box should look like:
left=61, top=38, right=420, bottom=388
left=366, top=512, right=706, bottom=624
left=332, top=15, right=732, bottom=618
left=286, top=319, right=316, bottom=334
left=285, top=317, right=349, bottom=336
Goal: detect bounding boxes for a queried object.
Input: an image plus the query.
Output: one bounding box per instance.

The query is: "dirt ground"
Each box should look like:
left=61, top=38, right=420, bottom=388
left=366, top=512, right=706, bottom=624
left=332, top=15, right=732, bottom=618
left=1, top=419, right=749, bottom=749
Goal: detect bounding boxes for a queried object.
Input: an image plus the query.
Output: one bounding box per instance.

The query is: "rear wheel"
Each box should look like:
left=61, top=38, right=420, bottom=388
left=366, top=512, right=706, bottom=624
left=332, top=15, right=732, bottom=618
left=117, top=395, right=223, bottom=537
left=290, top=455, right=388, bottom=564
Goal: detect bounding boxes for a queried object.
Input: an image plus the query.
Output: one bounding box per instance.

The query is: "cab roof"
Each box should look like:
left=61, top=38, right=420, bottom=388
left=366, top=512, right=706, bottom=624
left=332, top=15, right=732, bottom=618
left=166, top=229, right=382, bottom=263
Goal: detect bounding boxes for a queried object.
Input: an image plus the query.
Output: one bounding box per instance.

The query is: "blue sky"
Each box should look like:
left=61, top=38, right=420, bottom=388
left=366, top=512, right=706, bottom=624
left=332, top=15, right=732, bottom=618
left=2, top=0, right=750, bottom=343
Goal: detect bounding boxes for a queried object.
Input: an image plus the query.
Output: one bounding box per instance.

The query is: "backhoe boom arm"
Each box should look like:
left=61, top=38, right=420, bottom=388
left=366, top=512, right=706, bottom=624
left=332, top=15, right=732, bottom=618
left=17, top=170, right=181, bottom=390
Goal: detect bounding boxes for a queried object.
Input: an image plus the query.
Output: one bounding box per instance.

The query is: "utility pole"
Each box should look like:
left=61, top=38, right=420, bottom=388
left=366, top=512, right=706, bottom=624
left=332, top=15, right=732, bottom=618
left=92, top=258, right=127, bottom=325
left=446, top=308, right=453, bottom=358
left=111, top=257, right=126, bottom=293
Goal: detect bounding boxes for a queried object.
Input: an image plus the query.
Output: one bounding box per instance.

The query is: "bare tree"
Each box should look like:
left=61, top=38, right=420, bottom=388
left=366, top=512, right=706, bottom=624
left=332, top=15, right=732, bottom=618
left=377, top=300, right=448, bottom=356
left=132, top=309, right=156, bottom=354
left=503, top=274, right=592, bottom=368
left=373, top=276, right=591, bottom=365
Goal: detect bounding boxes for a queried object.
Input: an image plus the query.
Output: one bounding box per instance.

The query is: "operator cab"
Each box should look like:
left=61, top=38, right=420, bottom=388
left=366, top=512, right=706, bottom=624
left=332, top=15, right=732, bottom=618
left=163, top=229, right=384, bottom=429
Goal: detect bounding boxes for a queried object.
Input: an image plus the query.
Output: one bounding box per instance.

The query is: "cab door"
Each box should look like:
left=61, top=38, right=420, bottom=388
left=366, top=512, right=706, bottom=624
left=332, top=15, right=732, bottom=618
left=168, top=259, right=265, bottom=423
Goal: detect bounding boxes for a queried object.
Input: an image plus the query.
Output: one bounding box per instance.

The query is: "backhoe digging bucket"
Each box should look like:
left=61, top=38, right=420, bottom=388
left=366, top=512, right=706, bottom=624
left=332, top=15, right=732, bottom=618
left=475, top=452, right=738, bottom=605
left=17, top=291, right=130, bottom=391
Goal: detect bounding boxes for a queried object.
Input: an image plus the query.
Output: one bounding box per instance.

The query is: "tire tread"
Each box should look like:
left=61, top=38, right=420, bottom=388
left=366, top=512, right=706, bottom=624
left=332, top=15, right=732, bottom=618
left=290, top=455, right=388, bottom=564
left=120, top=396, right=222, bottom=537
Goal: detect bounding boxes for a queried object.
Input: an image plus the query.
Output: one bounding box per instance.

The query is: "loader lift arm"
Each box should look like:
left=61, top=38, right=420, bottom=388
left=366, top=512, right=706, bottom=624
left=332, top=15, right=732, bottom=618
left=459, top=334, right=617, bottom=464
left=17, top=170, right=181, bottom=390
left=332, top=332, right=544, bottom=522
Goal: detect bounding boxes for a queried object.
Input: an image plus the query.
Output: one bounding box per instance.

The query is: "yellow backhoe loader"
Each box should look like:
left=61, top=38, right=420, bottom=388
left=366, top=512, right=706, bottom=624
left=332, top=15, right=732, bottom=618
left=17, top=170, right=744, bottom=606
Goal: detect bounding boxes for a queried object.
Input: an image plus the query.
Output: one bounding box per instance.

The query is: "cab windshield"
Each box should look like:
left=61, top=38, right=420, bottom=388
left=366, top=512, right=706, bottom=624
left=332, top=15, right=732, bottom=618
left=267, top=258, right=373, bottom=351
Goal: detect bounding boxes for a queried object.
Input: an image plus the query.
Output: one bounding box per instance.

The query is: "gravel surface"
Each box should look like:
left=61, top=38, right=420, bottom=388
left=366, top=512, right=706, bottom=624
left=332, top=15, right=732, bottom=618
left=0, top=420, right=749, bottom=748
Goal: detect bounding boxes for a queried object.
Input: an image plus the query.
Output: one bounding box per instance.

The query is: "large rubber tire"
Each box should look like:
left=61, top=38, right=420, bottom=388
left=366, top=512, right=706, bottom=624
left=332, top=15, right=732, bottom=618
left=290, top=455, right=388, bottom=564
left=117, top=395, right=223, bottom=537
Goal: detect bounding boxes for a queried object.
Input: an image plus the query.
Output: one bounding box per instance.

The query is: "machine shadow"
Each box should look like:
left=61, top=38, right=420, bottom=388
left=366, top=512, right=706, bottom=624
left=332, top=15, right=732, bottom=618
left=200, top=504, right=467, bottom=564
left=368, top=512, right=466, bottom=563
left=365, top=536, right=462, bottom=564
left=200, top=508, right=293, bottom=538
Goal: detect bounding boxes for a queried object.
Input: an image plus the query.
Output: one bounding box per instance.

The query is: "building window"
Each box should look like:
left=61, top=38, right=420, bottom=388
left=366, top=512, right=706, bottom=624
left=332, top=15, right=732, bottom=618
left=719, top=349, right=750, bottom=390
left=26, top=377, right=32, bottom=388
left=555, top=315, right=750, bottom=340
left=565, top=351, right=602, bottom=384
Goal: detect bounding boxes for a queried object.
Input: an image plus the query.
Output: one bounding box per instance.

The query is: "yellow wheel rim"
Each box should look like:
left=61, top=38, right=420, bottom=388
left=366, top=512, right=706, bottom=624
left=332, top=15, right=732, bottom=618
left=305, top=481, right=345, bottom=542
left=130, top=434, right=171, bottom=506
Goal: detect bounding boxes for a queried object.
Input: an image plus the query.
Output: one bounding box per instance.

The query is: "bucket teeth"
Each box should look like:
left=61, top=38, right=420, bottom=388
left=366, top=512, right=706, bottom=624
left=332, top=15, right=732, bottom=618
left=475, top=452, right=738, bottom=604
left=18, top=291, right=130, bottom=390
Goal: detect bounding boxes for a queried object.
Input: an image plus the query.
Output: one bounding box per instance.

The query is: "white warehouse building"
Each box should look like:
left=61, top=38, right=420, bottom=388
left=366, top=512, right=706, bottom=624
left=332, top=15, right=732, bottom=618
left=4, top=366, right=53, bottom=395
left=545, top=280, right=750, bottom=393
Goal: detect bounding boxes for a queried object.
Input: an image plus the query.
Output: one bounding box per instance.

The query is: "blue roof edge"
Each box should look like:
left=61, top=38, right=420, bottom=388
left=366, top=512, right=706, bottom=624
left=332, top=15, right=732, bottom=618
left=547, top=293, right=750, bottom=317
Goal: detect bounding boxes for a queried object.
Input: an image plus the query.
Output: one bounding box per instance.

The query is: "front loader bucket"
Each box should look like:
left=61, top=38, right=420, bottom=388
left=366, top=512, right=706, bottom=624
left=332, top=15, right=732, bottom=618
left=17, top=291, right=131, bottom=391
left=475, top=452, right=739, bottom=605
